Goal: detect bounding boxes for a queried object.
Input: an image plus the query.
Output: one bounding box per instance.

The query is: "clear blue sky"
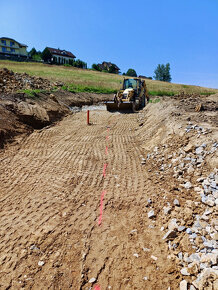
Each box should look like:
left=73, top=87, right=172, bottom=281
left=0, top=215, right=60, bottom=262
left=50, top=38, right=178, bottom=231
left=1, top=0, right=218, bottom=88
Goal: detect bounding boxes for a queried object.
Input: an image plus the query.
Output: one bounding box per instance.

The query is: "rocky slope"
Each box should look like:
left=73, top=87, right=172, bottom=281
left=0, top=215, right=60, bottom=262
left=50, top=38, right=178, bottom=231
left=136, top=94, right=218, bottom=289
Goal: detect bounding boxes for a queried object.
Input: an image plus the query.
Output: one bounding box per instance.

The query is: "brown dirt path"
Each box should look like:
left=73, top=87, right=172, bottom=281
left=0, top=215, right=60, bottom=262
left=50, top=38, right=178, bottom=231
left=0, top=110, right=179, bottom=289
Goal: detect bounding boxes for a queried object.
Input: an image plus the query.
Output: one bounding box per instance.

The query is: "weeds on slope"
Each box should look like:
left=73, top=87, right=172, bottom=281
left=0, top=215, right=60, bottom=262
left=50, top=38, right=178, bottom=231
left=148, top=90, right=175, bottom=96
left=19, top=89, right=45, bottom=99
left=62, top=83, right=116, bottom=94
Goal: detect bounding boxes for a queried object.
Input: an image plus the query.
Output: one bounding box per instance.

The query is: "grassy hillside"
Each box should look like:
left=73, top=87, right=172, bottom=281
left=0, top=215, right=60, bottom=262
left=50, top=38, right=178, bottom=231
left=0, top=60, right=217, bottom=95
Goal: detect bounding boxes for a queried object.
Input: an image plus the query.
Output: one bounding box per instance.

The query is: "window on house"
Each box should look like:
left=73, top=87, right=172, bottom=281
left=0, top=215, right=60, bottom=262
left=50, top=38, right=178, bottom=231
left=1, top=40, right=6, bottom=45
left=10, top=41, right=15, bottom=46
left=10, top=48, right=15, bottom=52
left=2, top=47, right=7, bottom=52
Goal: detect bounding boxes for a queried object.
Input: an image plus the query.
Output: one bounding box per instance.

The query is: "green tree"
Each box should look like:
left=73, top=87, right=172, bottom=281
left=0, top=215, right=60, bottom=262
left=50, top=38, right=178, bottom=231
left=28, top=48, right=42, bottom=61
left=32, top=54, right=42, bottom=61
left=29, top=47, right=37, bottom=58
left=126, top=68, right=137, bottom=77
left=41, top=47, right=52, bottom=63
left=154, top=63, right=171, bottom=82
left=164, top=63, right=172, bottom=82
left=73, top=59, right=87, bottom=69
left=92, top=63, right=101, bottom=71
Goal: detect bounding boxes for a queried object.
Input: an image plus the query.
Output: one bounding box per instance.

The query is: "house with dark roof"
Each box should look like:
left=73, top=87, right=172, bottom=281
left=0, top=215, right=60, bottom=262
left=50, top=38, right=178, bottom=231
left=97, top=62, right=120, bottom=74
left=0, top=37, right=28, bottom=59
left=47, top=47, right=76, bottom=64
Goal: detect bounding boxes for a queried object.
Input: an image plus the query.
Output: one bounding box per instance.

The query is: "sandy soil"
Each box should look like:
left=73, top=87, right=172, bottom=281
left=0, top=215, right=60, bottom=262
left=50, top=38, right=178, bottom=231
left=0, top=94, right=217, bottom=289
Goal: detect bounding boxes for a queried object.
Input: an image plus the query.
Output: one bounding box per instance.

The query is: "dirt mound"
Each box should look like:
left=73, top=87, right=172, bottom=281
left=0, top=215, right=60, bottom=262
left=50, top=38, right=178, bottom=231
left=0, top=68, right=63, bottom=94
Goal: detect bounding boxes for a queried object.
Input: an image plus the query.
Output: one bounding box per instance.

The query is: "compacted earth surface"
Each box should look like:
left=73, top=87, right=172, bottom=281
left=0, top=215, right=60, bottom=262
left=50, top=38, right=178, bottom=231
left=0, top=78, right=217, bottom=289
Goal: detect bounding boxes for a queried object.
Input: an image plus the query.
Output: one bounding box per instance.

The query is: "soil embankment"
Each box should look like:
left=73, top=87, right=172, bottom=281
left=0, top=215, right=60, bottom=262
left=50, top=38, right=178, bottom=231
left=0, top=92, right=217, bottom=289
left=0, top=67, right=114, bottom=147
left=0, top=90, right=113, bottom=148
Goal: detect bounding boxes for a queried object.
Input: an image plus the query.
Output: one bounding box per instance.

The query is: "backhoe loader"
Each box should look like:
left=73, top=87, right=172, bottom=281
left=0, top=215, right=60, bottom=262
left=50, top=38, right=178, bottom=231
left=106, top=78, right=149, bottom=112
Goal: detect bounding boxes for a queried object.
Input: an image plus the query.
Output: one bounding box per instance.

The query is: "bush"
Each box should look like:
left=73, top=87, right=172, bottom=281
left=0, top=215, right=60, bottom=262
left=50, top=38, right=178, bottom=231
left=92, top=63, right=101, bottom=71
left=126, top=68, right=137, bottom=77
left=73, top=59, right=87, bottom=69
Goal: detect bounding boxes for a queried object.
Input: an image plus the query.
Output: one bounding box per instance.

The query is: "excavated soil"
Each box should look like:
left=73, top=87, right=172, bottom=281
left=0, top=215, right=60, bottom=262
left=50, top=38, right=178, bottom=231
left=0, top=94, right=217, bottom=289
left=0, top=68, right=63, bottom=94
left=0, top=90, right=113, bottom=147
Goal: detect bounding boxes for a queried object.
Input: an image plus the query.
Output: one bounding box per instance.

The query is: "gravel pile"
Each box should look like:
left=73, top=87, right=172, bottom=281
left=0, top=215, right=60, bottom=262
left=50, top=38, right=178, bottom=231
left=143, top=122, right=217, bottom=290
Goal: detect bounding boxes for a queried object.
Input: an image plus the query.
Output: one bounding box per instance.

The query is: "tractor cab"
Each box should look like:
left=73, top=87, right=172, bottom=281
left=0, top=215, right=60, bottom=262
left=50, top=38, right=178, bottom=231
left=122, top=78, right=143, bottom=95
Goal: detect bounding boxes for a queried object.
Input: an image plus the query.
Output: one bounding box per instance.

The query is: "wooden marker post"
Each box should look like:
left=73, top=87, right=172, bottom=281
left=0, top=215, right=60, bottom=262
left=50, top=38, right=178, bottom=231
left=87, top=110, right=90, bottom=125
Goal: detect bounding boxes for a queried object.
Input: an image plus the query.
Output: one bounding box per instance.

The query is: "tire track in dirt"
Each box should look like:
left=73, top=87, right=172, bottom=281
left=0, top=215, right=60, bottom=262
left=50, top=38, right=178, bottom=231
left=0, top=110, right=177, bottom=289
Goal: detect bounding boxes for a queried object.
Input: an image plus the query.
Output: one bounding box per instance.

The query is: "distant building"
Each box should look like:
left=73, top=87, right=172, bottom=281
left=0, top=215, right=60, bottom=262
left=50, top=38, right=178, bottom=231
left=0, top=37, right=28, bottom=59
left=97, top=61, right=120, bottom=74
left=47, top=47, right=76, bottom=64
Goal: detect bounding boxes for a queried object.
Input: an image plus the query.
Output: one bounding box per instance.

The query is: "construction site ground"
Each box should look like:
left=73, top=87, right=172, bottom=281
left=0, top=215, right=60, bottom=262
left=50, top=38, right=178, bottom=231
left=0, top=93, right=217, bottom=289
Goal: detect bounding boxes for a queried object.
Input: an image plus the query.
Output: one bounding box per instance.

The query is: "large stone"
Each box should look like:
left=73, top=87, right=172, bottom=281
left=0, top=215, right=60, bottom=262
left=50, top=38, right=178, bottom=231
left=187, top=166, right=194, bottom=174
left=210, top=232, right=218, bottom=240
left=89, top=277, right=96, bottom=283
left=184, top=144, right=194, bottom=153
left=178, top=226, right=186, bottom=232
left=189, top=253, right=201, bottom=262
left=173, top=199, right=180, bottom=206
left=181, top=267, right=190, bottom=276
left=164, top=206, right=172, bottom=215
left=180, top=280, right=188, bottom=290
left=195, top=147, right=204, bottom=155
left=168, top=219, right=178, bottom=231
left=183, top=181, right=192, bottom=189
left=148, top=209, right=155, bottom=218
left=163, top=230, right=177, bottom=241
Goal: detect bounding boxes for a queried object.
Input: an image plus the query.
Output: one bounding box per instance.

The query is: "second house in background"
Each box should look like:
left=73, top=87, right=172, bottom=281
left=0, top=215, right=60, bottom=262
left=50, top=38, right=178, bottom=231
left=47, top=47, right=76, bottom=65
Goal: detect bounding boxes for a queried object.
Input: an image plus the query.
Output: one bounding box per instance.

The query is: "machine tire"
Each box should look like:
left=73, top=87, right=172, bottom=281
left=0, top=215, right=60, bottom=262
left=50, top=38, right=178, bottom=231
left=141, top=95, right=146, bottom=108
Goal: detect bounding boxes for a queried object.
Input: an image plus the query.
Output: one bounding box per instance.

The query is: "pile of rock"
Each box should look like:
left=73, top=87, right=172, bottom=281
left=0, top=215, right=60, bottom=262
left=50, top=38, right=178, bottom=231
left=144, top=124, right=217, bottom=289
left=0, top=68, right=63, bottom=94
left=185, top=123, right=211, bottom=136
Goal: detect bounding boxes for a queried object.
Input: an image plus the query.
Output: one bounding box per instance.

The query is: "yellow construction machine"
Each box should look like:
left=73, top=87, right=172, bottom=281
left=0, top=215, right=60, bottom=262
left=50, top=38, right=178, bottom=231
left=106, top=78, right=149, bottom=112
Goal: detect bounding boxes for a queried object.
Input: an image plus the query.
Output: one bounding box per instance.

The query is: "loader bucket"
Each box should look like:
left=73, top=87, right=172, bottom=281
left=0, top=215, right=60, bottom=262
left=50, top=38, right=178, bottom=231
left=117, top=102, right=135, bottom=112
left=106, top=101, right=119, bottom=111
left=106, top=101, right=135, bottom=112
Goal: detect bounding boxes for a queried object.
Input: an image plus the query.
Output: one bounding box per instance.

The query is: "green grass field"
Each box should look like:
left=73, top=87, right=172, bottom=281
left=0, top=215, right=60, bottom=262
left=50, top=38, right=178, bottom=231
left=1, top=60, right=217, bottom=95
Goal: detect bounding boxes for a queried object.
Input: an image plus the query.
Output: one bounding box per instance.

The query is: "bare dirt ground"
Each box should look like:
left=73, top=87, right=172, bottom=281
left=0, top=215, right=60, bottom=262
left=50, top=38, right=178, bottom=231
left=0, top=94, right=217, bottom=289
